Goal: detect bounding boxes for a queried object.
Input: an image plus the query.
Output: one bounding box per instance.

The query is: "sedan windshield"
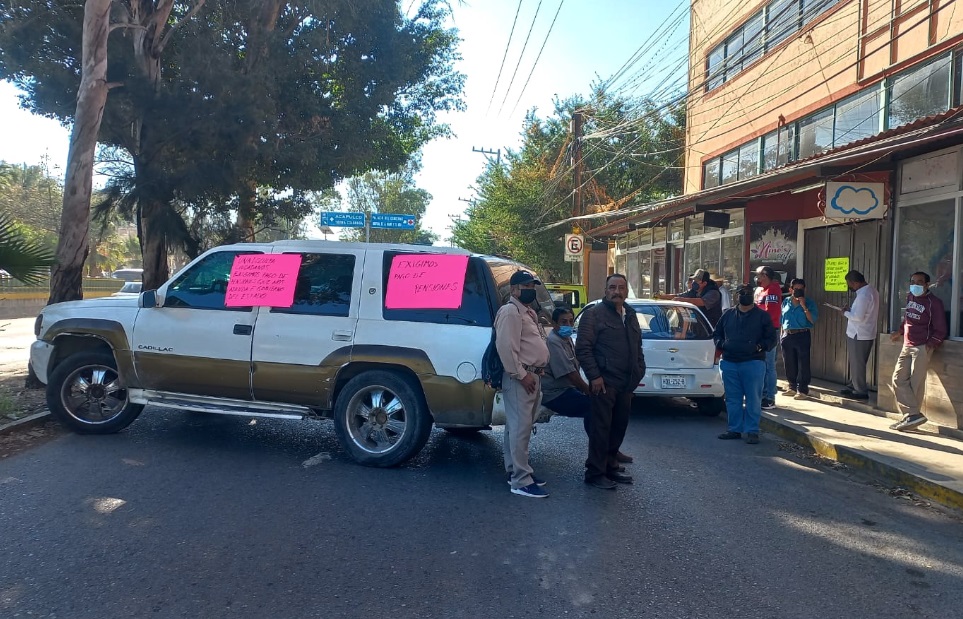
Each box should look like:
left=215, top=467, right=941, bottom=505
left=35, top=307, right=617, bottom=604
left=630, top=303, right=713, bottom=340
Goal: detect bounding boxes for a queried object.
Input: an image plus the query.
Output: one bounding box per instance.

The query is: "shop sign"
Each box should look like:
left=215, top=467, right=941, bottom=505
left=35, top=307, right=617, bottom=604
left=826, top=182, right=886, bottom=220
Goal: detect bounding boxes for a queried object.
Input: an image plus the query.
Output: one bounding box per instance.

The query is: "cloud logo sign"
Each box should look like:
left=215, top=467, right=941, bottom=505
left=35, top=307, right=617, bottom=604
left=830, top=185, right=880, bottom=216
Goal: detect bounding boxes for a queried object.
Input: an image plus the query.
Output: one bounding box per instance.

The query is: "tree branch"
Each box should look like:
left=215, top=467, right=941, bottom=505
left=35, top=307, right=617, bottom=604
left=154, top=0, right=206, bottom=56
left=109, top=23, right=147, bottom=34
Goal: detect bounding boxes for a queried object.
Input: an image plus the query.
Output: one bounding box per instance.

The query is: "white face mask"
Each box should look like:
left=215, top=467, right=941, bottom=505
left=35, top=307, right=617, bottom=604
left=909, top=284, right=924, bottom=296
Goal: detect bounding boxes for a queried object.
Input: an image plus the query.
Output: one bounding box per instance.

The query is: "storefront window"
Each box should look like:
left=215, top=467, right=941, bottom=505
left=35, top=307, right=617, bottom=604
left=894, top=200, right=955, bottom=334
left=669, top=219, right=685, bottom=242
left=689, top=214, right=705, bottom=237
left=625, top=251, right=641, bottom=299
left=639, top=250, right=652, bottom=298
left=777, top=124, right=796, bottom=166
left=685, top=243, right=702, bottom=282
left=704, top=158, right=721, bottom=189
left=722, top=235, right=744, bottom=287
left=702, top=238, right=722, bottom=274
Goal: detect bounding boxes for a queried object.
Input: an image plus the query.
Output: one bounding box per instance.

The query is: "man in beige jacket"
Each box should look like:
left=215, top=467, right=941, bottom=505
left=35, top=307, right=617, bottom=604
left=495, top=270, right=551, bottom=498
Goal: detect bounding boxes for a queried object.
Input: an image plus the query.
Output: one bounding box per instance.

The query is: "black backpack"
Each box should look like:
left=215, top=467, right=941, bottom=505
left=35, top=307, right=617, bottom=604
left=481, top=329, right=504, bottom=390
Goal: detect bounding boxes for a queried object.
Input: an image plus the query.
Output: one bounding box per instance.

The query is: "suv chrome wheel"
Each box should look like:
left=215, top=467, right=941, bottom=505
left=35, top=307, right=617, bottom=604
left=345, top=384, right=408, bottom=454
left=333, top=370, right=433, bottom=467
left=46, top=352, right=144, bottom=434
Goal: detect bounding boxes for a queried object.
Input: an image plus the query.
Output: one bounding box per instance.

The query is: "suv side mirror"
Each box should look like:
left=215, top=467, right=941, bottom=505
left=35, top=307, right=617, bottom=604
left=139, top=289, right=158, bottom=308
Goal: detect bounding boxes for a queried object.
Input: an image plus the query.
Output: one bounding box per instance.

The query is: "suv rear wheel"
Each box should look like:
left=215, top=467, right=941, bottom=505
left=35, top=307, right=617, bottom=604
left=46, top=351, right=144, bottom=434
left=333, top=371, right=432, bottom=467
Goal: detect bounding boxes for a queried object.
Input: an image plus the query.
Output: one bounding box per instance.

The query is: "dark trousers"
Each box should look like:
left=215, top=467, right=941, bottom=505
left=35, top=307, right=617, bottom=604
left=781, top=331, right=812, bottom=394
left=543, top=388, right=591, bottom=434
left=585, top=385, right=632, bottom=480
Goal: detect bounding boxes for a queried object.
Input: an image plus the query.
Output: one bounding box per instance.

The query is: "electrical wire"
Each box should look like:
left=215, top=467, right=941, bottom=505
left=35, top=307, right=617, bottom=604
left=486, top=0, right=525, bottom=116
left=508, top=0, right=565, bottom=117
left=497, top=0, right=545, bottom=116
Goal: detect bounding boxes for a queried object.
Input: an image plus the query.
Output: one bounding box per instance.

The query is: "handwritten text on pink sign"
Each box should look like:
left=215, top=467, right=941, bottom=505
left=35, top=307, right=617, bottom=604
left=385, top=254, right=469, bottom=309
left=225, top=254, right=302, bottom=307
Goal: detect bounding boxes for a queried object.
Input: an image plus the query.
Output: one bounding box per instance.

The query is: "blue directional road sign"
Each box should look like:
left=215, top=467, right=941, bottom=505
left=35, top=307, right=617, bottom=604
left=370, top=213, right=416, bottom=230
left=321, top=211, right=366, bottom=228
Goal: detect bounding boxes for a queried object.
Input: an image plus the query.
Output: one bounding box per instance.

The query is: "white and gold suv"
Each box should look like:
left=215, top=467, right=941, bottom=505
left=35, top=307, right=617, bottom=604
left=30, top=241, right=553, bottom=467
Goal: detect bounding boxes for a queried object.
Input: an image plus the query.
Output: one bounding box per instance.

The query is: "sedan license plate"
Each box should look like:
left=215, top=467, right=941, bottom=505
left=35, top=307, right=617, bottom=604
left=661, top=375, right=686, bottom=389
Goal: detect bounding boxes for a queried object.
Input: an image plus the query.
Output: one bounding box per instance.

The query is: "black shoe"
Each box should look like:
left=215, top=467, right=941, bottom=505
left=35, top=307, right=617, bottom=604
left=615, top=451, right=634, bottom=463
left=745, top=432, right=760, bottom=444
left=718, top=431, right=742, bottom=440
left=761, top=399, right=776, bottom=410
left=839, top=388, right=854, bottom=396
left=606, top=471, right=634, bottom=484
left=608, top=465, right=626, bottom=473
left=851, top=392, right=869, bottom=400
left=585, top=476, right=617, bottom=490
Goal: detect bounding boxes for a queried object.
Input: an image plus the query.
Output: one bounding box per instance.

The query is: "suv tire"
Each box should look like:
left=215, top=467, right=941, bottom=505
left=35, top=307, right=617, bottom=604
left=46, top=351, right=145, bottom=434
left=333, top=370, right=432, bottom=467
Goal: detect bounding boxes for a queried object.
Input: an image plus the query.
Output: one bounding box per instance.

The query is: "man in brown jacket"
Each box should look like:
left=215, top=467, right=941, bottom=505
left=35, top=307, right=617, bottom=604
left=575, top=274, right=646, bottom=490
left=495, top=270, right=551, bottom=498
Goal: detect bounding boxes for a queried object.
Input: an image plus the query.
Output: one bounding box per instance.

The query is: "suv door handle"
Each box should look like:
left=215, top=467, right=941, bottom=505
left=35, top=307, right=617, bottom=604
left=332, top=330, right=353, bottom=341
left=233, top=324, right=253, bottom=336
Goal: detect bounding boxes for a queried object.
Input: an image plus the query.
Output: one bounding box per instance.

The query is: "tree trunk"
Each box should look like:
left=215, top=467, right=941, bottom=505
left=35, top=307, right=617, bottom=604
left=47, top=0, right=111, bottom=305
left=139, top=196, right=170, bottom=290
left=236, top=181, right=257, bottom=242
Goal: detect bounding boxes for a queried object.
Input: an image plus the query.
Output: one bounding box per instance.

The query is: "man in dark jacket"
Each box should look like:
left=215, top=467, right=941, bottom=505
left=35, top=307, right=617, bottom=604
left=674, top=269, right=723, bottom=326
left=713, top=284, right=778, bottom=444
left=575, top=274, right=646, bottom=490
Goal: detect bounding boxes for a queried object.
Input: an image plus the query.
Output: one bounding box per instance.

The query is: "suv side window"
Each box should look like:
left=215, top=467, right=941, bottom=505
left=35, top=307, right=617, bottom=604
left=272, top=253, right=355, bottom=316
left=381, top=253, right=494, bottom=327
left=165, top=250, right=260, bottom=311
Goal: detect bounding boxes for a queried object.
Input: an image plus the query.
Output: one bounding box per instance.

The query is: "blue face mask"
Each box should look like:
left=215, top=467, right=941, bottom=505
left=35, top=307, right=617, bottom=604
left=557, top=326, right=574, bottom=338
left=909, top=284, right=924, bottom=296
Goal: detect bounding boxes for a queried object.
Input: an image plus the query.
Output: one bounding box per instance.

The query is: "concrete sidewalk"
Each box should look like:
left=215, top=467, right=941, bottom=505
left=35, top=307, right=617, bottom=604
left=762, top=378, right=963, bottom=511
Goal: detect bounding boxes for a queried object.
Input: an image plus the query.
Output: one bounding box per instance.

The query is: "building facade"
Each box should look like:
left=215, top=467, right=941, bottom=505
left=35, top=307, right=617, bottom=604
left=595, top=0, right=963, bottom=428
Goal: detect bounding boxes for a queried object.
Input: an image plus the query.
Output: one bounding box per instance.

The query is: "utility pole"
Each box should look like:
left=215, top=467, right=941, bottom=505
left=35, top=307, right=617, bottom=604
left=571, top=110, right=584, bottom=219
left=571, top=110, right=586, bottom=286
left=472, top=146, right=501, bottom=164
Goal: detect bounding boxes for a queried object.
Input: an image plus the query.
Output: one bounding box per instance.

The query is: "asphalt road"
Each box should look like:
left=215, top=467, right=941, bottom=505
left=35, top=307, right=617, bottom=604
left=2, top=399, right=963, bottom=619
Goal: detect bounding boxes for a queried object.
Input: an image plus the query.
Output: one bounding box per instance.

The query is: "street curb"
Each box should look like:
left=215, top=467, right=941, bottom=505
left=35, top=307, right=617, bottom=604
left=0, top=411, right=51, bottom=436
left=761, top=415, right=963, bottom=512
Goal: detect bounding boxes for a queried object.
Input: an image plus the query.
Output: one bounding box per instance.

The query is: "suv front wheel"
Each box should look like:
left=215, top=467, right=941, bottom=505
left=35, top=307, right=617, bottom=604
left=46, top=351, right=145, bottom=434
left=333, top=370, right=433, bottom=467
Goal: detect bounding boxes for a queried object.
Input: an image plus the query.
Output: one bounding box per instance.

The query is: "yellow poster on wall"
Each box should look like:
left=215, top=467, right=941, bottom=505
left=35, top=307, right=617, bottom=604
left=825, top=257, right=850, bottom=292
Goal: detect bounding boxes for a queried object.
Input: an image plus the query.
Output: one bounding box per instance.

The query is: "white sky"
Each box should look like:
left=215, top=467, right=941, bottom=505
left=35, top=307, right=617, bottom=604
left=0, top=1, right=685, bottom=242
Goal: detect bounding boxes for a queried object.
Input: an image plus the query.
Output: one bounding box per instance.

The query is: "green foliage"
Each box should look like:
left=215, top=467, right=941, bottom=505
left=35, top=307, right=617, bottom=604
left=0, top=160, right=63, bottom=244
left=0, top=212, right=55, bottom=284
left=452, top=88, right=685, bottom=281
left=0, top=0, right=465, bottom=256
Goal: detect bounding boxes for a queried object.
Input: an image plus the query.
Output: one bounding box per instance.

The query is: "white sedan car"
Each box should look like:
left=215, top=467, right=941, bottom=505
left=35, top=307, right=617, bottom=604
left=573, top=299, right=725, bottom=416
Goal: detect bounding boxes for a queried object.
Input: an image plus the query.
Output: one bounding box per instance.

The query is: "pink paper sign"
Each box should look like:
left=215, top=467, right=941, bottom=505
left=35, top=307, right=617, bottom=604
left=385, top=254, right=469, bottom=309
left=225, top=254, right=303, bottom=307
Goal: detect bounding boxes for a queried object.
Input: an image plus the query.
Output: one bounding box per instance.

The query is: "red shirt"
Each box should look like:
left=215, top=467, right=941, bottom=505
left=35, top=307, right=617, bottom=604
left=755, top=282, right=782, bottom=328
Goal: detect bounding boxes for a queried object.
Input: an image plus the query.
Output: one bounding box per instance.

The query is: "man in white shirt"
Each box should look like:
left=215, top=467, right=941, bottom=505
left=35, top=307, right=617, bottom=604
left=836, top=270, right=880, bottom=400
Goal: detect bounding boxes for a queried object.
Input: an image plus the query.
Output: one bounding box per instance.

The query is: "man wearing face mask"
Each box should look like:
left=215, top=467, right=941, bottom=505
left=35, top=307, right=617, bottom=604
left=714, top=284, right=778, bottom=444
left=495, top=270, right=552, bottom=498
left=889, top=271, right=947, bottom=432
left=753, top=266, right=783, bottom=410
left=541, top=307, right=634, bottom=464
left=780, top=278, right=818, bottom=400
left=576, top=274, right=646, bottom=490
left=673, top=270, right=723, bottom=326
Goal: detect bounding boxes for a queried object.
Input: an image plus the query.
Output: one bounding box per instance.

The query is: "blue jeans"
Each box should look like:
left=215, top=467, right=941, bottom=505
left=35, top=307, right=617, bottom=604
left=763, top=345, right=778, bottom=401
left=721, top=359, right=765, bottom=434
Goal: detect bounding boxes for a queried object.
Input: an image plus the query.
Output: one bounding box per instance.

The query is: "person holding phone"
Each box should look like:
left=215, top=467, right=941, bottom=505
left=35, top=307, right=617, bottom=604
left=780, top=278, right=819, bottom=400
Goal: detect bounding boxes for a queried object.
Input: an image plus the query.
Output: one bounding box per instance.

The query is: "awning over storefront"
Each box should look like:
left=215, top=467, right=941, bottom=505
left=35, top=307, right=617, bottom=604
left=553, top=110, right=963, bottom=239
